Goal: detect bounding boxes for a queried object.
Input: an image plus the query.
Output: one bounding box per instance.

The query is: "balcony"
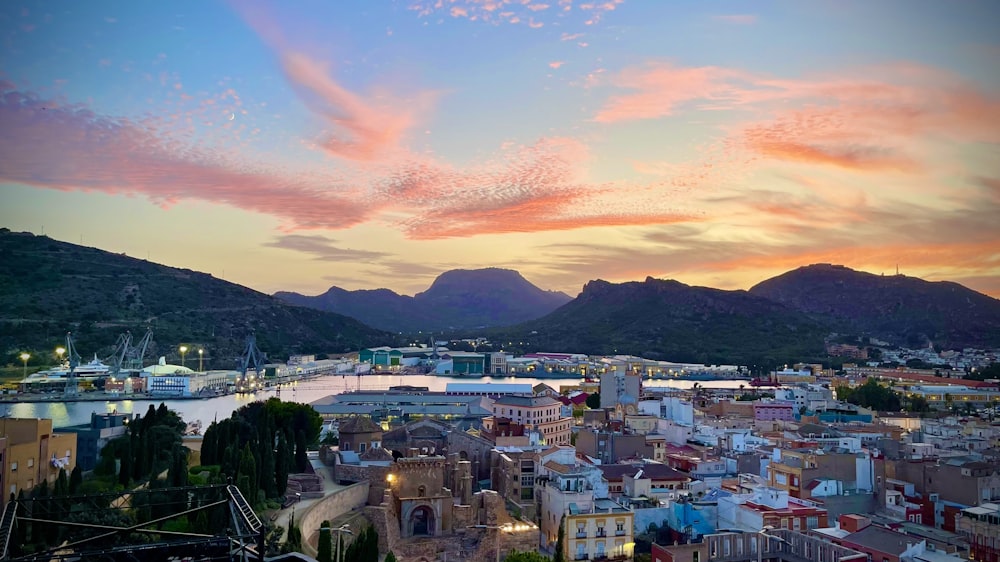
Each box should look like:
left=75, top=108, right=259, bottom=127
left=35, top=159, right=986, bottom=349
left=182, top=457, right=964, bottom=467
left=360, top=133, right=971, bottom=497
left=615, top=530, right=626, bottom=536
left=596, top=531, right=607, bottom=538
left=576, top=532, right=588, bottom=538
left=575, top=555, right=589, bottom=561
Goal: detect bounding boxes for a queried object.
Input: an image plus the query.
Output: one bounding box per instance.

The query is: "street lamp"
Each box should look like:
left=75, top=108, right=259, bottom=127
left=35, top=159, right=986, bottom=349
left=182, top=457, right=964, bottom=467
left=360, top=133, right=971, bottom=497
left=334, top=524, right=353, bottom=562
left=198, top=348, right=204, bottom=372
left=179, top=345, right=188, bottom=367
left=19, top=353, right=30, bottom=378
left=55, top=346, right=66, bottom=364
left=757, top=526, right=788, bottom=562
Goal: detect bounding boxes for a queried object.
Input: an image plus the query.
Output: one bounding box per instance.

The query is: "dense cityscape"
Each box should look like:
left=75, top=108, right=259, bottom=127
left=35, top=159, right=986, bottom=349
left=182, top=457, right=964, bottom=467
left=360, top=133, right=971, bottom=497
left=3, top=1, right=999, bottom=562
left=1, top=329, right=999, bottom=562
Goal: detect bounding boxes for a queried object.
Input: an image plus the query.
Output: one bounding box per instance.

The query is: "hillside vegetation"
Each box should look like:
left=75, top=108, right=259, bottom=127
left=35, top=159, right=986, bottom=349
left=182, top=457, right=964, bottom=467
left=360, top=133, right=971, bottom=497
left=0, top=229, right=392, bottom=365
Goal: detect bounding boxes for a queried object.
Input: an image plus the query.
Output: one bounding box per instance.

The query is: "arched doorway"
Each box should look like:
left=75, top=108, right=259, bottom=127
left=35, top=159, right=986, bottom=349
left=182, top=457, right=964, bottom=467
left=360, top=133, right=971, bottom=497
left=409, top=505, right=436, bottom=536
left=459, top=450, right=469, bottom=461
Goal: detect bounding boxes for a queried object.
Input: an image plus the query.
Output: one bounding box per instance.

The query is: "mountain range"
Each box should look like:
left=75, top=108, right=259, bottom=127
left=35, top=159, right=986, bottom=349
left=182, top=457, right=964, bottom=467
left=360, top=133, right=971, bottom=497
left=487, top=266, right=1000, bottom=366
left=3, top=229, right=998, bottom=368
left=275, top=268, right=572, bottom=333
left=0, top=229, right=390, bottom=365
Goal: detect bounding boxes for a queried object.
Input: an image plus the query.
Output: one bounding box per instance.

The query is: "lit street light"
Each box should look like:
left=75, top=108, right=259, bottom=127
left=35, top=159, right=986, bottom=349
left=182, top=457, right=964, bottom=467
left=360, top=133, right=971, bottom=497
left=198, top=348, right=204, bottom=372
left=179, top=345, right=188, bottom=367
left=469, top=523, right=518, bottom=562
left=19, top=353, right=30, bottom=378
left=55, top=346, right=66, bottom=364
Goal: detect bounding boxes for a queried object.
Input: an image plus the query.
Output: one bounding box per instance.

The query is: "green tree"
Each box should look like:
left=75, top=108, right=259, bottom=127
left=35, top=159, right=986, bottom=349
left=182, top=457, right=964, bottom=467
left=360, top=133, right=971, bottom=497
left=585, top=393, right=601, bottom=409
left=384, top=552, right=398, bottom=562
left=317, top=521, right=333, bottom=562
left=294, top=429, right=308, bottom=473
left=503, top=551, right=552, bottom=562
left=238, top=443, right=258, bottom=501
left=68, top=465, right=83, bottom=494
left=553, top=515, right=566, bottom=562
left=275, top=432, right=290, bottom=495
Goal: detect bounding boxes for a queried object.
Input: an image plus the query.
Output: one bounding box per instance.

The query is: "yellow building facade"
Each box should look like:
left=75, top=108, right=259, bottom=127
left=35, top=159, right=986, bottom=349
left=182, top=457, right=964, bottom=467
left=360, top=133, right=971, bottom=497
left=565, top=506, right=635, bottom=561
left=0, top=418, right=77, bottom=497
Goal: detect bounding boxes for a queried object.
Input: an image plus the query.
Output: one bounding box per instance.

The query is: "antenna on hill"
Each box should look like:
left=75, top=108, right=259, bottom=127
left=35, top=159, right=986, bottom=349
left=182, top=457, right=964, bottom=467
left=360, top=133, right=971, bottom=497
left=896, top=264, right=900, bottom=276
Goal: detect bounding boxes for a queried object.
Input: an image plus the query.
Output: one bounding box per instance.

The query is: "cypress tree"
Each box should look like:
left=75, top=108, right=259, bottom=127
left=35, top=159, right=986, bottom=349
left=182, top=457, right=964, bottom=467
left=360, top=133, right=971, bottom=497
left=69, top=465, right=83, bottom=494
left=385, top=552, right=398, bottom=562
left=275, top=432, right=290, bottom=495
left=554, top=515, right=566, bottom=562
left=294, top=429, right=307, bottom=473
left=119, top=437, right=132, bottom=486
left=317, top=521, right=333, bottom=562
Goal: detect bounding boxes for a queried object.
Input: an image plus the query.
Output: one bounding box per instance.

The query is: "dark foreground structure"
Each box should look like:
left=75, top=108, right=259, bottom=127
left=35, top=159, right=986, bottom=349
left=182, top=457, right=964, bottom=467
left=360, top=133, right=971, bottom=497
left=0, top=484, right=264, bottom=561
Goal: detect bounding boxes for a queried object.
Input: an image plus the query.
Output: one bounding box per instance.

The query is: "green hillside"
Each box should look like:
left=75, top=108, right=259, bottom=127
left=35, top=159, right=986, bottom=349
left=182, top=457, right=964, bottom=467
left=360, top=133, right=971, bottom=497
left=0, top=229, right=393, bottom=368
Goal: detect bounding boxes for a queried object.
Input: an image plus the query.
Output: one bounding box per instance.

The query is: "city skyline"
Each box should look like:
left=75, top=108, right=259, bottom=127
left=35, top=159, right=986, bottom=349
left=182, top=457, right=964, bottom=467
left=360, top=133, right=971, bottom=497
left=2, top=1, right=998, bottom=298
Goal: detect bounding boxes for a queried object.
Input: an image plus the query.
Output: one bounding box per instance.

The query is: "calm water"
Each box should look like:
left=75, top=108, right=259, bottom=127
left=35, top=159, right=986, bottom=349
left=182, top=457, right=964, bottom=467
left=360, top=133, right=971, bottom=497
left=0, top=373, right=747, bottom=428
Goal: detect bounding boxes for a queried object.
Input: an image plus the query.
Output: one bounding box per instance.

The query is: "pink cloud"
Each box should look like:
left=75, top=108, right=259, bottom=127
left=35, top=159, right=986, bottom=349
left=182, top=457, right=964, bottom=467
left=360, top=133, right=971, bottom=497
left=594, top=63, right=741, bottom=122
left=549, top=61, right=565, bottom=69
left=232, top=3, right=436, bottom=162
left=279, top=52, right=435, bottom=161
left=0, top=86, right=372, bottom=230
left=1, top=85, right=699, bottom=239
left=713, top=14, right=757, bottom=25
left=596, top=62, right=1000, bottom=173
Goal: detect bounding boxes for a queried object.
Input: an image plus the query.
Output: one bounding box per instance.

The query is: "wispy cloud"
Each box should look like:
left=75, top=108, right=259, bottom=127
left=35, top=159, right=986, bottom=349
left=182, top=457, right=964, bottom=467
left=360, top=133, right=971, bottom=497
left=712, top=14, right=757, bottom=25
left=595, top=62, right=1000, bottom=176
left=409, top=0, right=621, bottom=28
left=549, top=61, right=566, bottom=69
left=264, top=234, right=388, bottom=261
left=0, top=86, right=372, bottom=230
left=233, top=4, right=437, bottom=163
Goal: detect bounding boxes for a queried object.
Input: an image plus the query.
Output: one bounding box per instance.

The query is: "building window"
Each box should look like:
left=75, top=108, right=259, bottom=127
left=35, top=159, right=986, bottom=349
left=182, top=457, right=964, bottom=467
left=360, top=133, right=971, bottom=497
left=27, top=458, right=33, bottom=468
left=692, top=552, right=699, bottom=562
left=10, top=462, right=16, bottom=471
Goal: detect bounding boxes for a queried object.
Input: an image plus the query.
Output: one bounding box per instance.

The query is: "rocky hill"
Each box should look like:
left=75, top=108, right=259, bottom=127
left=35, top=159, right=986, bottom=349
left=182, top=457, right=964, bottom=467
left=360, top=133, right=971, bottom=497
left=275, top=268, right=571, bottom=333
left=488, top=277, right=832, bottom=367
left=748, top=264, right=1000, bottom=348
left=0, top=229, right=392, bottom=365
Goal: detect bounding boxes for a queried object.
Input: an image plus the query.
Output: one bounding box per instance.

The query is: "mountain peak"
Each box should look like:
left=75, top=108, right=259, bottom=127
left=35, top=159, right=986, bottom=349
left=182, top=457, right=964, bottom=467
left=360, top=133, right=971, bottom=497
left=276, top=267, right=572, bottom=332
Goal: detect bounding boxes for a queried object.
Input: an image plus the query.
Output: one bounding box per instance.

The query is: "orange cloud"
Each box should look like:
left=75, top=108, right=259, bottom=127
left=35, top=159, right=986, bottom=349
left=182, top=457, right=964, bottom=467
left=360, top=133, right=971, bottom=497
left=549, top=61, right=565, bottom=69
left=597, top=62, right=1000, bottom=175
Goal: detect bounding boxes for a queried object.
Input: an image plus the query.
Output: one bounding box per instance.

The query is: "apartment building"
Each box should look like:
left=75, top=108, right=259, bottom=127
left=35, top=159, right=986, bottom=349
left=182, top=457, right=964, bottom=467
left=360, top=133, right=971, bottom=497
left=491, top=395, right=572, bottom=445
left=0, top=418, right=77, bottom=496
left=768, top=447, right=866, bottom=501
left=535, top=458, right=634, bottom=561
left=887, top=457, right=1000, bottom=507
left=958, top=503, right=1000, bottom=562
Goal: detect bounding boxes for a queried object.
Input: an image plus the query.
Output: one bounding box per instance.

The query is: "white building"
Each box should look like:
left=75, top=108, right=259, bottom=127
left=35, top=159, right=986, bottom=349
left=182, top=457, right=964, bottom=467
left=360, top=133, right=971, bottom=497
left=141, top=359, right=229, bottom=397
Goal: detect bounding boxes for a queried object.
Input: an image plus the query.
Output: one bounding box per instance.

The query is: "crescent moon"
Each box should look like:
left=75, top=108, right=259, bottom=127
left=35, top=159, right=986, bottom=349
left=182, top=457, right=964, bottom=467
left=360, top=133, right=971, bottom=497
left=229, top=113, right=235, bottom=121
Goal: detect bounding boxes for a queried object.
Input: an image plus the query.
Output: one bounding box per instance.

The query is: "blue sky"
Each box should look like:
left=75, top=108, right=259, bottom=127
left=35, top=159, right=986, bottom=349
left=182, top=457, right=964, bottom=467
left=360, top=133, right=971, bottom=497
left=2, top=0, right=998, bottom=297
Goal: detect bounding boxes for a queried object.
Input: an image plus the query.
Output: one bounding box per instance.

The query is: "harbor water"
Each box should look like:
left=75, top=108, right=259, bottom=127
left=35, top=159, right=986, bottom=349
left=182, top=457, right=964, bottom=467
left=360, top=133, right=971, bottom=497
left=0, top=373, right=749, bottom=429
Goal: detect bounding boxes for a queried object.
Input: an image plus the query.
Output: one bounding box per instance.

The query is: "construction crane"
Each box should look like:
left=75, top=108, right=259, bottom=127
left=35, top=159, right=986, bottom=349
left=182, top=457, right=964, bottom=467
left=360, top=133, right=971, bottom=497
left=106, top=328, right=154, bottom=378
left=123, top=328, right=153, bottom=372
left=236, top=331, right=266, bottom=393
left=63, top=332, right=82, bottom=398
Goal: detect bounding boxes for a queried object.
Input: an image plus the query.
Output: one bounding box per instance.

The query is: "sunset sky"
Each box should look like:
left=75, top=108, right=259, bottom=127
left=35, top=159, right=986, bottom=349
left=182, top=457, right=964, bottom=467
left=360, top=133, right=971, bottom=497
left=2, top=1, right=999, bottom=298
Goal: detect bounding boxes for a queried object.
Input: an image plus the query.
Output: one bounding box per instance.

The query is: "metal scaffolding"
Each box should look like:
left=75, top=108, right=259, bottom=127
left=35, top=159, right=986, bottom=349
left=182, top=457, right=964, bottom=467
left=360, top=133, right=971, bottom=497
left=0, top=484, right=265, bottom=562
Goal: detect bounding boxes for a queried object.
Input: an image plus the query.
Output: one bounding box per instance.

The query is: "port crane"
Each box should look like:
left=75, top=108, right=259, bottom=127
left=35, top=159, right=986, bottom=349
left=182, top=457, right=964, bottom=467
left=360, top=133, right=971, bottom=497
left=106, top=328, right=153, bottom=379
left=236, top=331, right=266, bottom=392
